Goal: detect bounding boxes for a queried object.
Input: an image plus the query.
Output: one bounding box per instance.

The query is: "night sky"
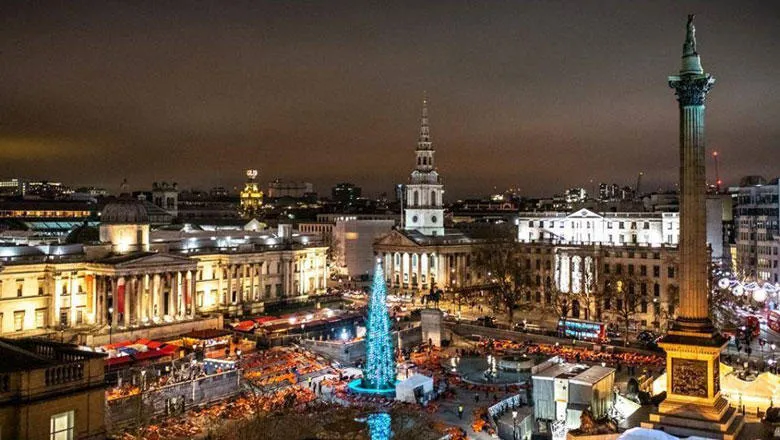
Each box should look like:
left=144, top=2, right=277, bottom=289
left=1, top=1, right=778, bottom=199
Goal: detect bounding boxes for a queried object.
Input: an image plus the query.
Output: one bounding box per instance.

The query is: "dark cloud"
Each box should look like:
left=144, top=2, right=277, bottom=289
left=1, top=1, right=778, bottom=197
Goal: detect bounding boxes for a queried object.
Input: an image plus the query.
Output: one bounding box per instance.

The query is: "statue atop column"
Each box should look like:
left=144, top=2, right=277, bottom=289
left=683, top=14, right=697, bottom=56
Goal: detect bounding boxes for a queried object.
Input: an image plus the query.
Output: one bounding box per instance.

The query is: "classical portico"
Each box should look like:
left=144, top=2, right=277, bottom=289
left=88, top=253, right=198, bottom=329
left=374, top=229, right=480, bottom=294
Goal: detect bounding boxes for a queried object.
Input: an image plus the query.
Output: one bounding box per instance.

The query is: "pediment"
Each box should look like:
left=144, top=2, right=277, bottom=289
left=374, top=230, right=421, bottom=248
left=114, top=252, right=196, bottom=268
left=567, top=208, right=602, bottom=219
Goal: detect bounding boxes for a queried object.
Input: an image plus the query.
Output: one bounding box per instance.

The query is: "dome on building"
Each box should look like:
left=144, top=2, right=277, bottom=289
left=100, top=199, right=149, bottom=224
left=65, top=223, right=100, bottom=244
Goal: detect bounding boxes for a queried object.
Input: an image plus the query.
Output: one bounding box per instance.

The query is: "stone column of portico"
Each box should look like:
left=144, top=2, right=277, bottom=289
left=239, top=264, right=246, bottom=304
left=175, top=271, right=182, bottom=319
left=121, top=276, right=130, bottom=327
left=186, top=270, right=195, bottom=318
left=151, top=273, right=160, bottom=320
left=248, top=264, right=254, bottom=302
left=127, top=276, right=135, bottom=327
left=69, top=275, right=77, bottom=327
left=111, top=277, right=119, bottom=328
left=227, top=264, right=234, bottom=306
left=416, top=253, right=423, bottom=291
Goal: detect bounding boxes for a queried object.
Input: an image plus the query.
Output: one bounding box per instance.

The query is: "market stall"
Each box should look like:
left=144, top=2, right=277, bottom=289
left=395, top=374, right=434, bottom=403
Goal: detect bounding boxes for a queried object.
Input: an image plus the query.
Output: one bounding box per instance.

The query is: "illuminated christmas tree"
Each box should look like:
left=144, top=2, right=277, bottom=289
left=366, top=413, right=392, bottom=440
left=361, top=261, right=396, bottom=391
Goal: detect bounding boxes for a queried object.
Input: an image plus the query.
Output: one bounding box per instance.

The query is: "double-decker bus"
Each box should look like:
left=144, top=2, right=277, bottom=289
left=768, top=310, right=780, bottom=333
left=557, top=318, right=607, bottom=343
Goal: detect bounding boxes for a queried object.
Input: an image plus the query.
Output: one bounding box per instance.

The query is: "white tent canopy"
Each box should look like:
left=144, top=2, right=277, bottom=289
left=395, top=374, right=434, bottom=403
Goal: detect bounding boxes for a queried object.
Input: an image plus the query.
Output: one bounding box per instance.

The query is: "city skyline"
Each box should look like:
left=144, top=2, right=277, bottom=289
left=1, top=1, right=779, bottom=198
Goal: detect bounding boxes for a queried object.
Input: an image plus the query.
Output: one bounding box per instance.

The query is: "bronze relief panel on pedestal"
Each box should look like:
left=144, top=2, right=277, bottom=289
left=671, top=358, right=708, bottom=397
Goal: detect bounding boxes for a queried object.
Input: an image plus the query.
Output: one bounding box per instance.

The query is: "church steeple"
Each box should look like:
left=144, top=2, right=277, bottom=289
left=414, top=96, right=435, bottom=172
left=404, top=94, right=444, bottom=236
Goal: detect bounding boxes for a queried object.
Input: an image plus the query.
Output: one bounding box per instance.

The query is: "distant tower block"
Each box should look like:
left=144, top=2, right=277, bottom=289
left=420, top=308, right=443, bottom=347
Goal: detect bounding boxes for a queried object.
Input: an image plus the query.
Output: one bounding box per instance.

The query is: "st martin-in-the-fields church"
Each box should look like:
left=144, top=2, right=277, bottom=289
left=375, top=98, right=487, bottom=295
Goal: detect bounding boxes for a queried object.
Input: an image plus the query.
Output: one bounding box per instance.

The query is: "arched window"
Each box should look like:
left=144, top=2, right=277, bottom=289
left=413, top=191, right=419, bottom=206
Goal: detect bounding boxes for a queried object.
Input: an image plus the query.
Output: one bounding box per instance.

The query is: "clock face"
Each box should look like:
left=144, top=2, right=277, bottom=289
left=431, top=216, right=437, bottom=223
left=412, top=215, right=418, bottom=223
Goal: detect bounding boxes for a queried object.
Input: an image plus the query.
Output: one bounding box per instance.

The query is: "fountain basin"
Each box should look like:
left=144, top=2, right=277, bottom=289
left=347, top=378, right=398, bottom=397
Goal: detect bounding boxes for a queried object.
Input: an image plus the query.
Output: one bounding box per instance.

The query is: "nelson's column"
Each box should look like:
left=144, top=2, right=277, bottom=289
left=642, top=16, right=744, bottom=439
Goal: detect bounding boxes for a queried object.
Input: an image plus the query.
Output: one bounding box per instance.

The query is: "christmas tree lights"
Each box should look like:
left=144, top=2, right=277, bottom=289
left=366, top=413, right=392, bottom=440
left=361, top=261, right=396, bottom=391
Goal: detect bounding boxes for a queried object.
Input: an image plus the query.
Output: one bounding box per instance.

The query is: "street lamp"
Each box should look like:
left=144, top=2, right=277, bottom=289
left=512, top=410, right=518, bottom=440
left=301, top=323, right=306, bottom=340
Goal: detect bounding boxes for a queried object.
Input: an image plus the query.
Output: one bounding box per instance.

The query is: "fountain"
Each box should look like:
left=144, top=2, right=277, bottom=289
left=348, top=261, right=398, bottom=396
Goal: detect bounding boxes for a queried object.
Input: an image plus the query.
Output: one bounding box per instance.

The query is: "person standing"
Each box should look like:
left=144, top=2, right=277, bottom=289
left=458, top=404, right=464, bottom=419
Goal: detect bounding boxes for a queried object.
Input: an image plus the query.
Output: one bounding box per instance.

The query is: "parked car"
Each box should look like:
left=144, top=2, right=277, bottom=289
left=476, top=316, right=497, bottom=328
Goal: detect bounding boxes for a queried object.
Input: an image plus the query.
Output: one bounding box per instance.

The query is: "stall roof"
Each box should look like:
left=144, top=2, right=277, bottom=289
left=397, top=374, right=433, bottom=391
left=532, top=362, right=589, bottom=380
left=570, top=365, right=615, bottom=386
left=233, top=321, right=255, bottom=332
left=182, top=329, right=233, bottom=339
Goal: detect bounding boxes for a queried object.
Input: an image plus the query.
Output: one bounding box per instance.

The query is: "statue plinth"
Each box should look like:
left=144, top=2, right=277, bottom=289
left=642, top=325, right=743, bottom=439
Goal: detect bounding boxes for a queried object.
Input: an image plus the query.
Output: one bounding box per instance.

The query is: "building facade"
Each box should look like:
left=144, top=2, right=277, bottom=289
left=731, top=176, right=780, bottom=282
left=517, top=209, right=680, bottom=247
left=0, top=199, right=327, bottom=338
left=0, top=338, right=106, bottom=440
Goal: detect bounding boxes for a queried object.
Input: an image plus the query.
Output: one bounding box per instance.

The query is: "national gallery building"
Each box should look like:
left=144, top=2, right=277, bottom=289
left=0, top=198, right=327, bottom=341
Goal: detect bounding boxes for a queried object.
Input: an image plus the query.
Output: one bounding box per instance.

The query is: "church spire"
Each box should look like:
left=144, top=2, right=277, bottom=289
left=417, top=94, right=432, bottom=151
left=680, top=14, right=704, bottom=75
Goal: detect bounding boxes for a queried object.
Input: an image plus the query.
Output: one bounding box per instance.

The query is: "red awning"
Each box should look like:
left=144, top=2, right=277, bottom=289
left=132, top=350, right=166, bottom=361
left=135, top=338, right=152, bottom=345
left=159, top=345, right=178, bottom=355
left=103, top=340, right=131, bottom=350
left=254, top=316, right=278, bottom=325
left=234, top=321, right=255, bottom=332
left=106, top=356, right=133, bottom=367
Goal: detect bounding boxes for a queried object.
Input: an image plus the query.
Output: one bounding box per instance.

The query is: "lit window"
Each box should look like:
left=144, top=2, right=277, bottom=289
left=50, top=410, right=74, bottom=440
left=14, top=311, right=24, bottom=332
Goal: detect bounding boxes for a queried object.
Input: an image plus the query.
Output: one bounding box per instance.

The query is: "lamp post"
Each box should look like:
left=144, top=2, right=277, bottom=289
left=301, top=323, right=306, bottom=340
left=108, top=307, right=114, bottom=344
left=512, top=410, right=518, bottom=440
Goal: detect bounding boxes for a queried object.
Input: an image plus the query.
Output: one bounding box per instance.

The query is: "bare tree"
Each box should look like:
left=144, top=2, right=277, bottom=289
left=473, top=236, right=531, bottom=327
left=602, top=275, right=640, bottom=345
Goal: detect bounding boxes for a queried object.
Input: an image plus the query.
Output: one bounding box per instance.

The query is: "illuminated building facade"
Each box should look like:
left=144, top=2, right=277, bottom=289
left=0, top=199, right=327, bottom=338
left=517, top=209, right=679, bottom=247
left=731, top=176, right=780, bottom=282
left=0, top=338, right=106, bottom=440
left=239, top=169, right=263, bottom=218
left=517, top=241, right=680, bottom=331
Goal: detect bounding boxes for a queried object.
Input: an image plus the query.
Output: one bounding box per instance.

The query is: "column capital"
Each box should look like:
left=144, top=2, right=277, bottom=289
left=669, top=74, right=715, bottom=106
